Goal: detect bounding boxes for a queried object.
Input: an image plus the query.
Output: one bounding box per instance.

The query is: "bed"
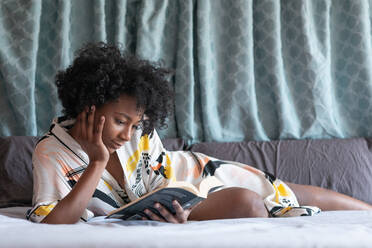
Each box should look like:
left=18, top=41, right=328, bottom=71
left=1, top=207, right=372, bottom=247
left=1, top=136, right=372, bottom=247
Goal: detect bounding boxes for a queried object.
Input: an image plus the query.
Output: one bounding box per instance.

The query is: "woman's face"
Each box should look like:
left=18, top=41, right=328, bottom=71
left=94, top=94, right=144, bottom=154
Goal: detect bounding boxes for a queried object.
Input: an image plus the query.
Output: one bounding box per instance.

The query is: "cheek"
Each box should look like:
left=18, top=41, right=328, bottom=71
left=101, top=120, right=122, bottom=141
left=99, top=119, right=114, bottom=141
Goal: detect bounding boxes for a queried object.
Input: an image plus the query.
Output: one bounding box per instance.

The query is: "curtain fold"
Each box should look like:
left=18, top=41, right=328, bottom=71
left=0, top=1, right=41, bottom=135
left=1, top=0, right=372, bottom=144
left=35, top=0, right=71, bottom=135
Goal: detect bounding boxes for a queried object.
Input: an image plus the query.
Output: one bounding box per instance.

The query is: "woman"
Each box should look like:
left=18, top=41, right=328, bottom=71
left=27, top=42, right=372, bottom=224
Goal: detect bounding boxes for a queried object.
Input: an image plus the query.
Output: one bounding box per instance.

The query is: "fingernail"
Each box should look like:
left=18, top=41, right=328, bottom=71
left=154, top=203, right=160, bottom=208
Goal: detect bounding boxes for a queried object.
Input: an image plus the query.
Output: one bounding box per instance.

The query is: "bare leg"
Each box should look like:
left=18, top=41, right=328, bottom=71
left=189, top=187, right=268, bottom=220
left=286, top=182, right=372, bottom=211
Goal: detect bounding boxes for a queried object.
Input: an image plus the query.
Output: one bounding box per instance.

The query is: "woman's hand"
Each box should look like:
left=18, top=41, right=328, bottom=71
left=142, top=200, right=195, bottom=224
left=73, top=106, right=109, bottom=164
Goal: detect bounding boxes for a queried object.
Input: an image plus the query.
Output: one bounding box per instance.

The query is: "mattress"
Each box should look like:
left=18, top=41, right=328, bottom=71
left=1, top=207, right=372, bottom=248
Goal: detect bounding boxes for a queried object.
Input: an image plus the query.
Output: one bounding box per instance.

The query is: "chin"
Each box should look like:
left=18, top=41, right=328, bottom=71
left=103, top=142, right=117, bottom=154
left=108, top=147, right=117, bottom=154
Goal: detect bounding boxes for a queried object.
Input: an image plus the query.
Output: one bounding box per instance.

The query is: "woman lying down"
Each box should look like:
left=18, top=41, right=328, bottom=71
left=27, top=42, right=372, bottom=224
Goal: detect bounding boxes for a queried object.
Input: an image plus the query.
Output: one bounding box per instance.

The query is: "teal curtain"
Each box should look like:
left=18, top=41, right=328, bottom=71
left=1, top=0, right=372, bottom=144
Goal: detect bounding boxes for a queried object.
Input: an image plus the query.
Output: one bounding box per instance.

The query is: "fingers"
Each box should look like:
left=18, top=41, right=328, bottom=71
left=155, top=203, right=178, bottom=223
left=86, top=106, right=95, bottom=141
left=94, top=116, right=105, bottom=143
left=144, top=203, right=177, bottom=223
left=143, top=202, right=189, bottom=224
left=172, top=200, right=188, bottom=223
left=143, top=207, right=166, bottom=222
left=76, top=105, right=104, bottom=143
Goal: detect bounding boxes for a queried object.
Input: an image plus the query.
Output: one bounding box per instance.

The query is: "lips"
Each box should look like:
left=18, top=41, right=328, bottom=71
left=111, top=141, right=123, bottom=149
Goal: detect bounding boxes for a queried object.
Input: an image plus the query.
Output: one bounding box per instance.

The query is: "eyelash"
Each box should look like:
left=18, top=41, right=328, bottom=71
left=116, top=119, right=141, bottom=130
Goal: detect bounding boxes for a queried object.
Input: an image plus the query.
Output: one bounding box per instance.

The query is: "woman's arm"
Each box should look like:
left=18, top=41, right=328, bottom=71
left=42, top=106, right=109, bottom=224
left=41, top=161, right=106, bottom=224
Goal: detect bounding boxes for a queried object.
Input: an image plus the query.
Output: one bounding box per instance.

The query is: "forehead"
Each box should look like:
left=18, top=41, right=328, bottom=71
left=102, top=95, right=144, bottom=120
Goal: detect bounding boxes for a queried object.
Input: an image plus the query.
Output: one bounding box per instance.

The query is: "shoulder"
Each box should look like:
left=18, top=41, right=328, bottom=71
left=34, top=135, right=63, bottom=156
left=32, top=135, right=70, bottom=166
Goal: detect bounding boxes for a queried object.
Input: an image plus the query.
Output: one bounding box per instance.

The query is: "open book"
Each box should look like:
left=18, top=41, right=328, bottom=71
left=106, top=176, right=224, bottom=220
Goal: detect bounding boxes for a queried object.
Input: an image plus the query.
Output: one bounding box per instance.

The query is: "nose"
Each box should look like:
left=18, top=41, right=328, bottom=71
left=119, top=126, right=132, bottom=142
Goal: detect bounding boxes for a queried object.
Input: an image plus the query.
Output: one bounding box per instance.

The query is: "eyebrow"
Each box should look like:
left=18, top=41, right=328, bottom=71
left=114, top=112, right=142, bottom=123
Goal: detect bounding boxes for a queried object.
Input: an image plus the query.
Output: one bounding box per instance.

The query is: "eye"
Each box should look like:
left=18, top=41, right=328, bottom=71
left=116, top=119, right=126, bottom=125
left=133, top=122, right=143, bottom=130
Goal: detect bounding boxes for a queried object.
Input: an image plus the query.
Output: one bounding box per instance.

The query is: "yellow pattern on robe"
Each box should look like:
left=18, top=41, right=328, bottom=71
left=164, top=153, right=175, bottom=181
left=277, top=183, right=290, bottom=197
left=34, top=204, right=55, bottom=216
left=126, top=135, right=150, bottom=178
left=104, top=180, right=113, bottom=191
left=279, top=206, right=293, bottom=215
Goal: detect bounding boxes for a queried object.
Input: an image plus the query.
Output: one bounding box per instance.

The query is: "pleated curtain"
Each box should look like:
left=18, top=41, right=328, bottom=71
left=1, top=0, right=372, bottom=144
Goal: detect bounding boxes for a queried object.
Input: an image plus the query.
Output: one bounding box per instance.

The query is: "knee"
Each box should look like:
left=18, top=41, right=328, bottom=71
left=228, top=187, right=268, bottom=218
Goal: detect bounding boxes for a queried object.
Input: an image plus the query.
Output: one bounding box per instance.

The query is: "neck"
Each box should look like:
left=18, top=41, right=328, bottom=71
left=67, top=125, right=78, bottom=141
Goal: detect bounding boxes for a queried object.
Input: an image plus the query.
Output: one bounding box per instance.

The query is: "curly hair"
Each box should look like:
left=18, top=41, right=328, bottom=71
left=55, top=42, right=174, bottom=134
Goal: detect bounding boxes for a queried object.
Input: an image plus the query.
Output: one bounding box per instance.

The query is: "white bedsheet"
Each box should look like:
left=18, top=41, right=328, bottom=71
left=1, top=207, right=372, bottom=248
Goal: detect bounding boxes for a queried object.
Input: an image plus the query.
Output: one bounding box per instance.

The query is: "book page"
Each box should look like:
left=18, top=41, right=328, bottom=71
left=198, top=176, right=224, bottom=197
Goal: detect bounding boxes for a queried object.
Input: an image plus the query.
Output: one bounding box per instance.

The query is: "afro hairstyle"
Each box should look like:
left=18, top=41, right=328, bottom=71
left=55, top=42, right=174, bottom=134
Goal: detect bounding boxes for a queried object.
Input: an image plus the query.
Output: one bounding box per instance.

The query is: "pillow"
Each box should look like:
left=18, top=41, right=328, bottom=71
left=162, top=138, right=185, bottom=151
left=190, top=137, right=372, bottom=204
left=0, top=136, right=38, bottom=207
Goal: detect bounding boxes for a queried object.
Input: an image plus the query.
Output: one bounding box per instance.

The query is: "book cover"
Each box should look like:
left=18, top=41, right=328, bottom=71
left=106, top=176, right=223, bottom=220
